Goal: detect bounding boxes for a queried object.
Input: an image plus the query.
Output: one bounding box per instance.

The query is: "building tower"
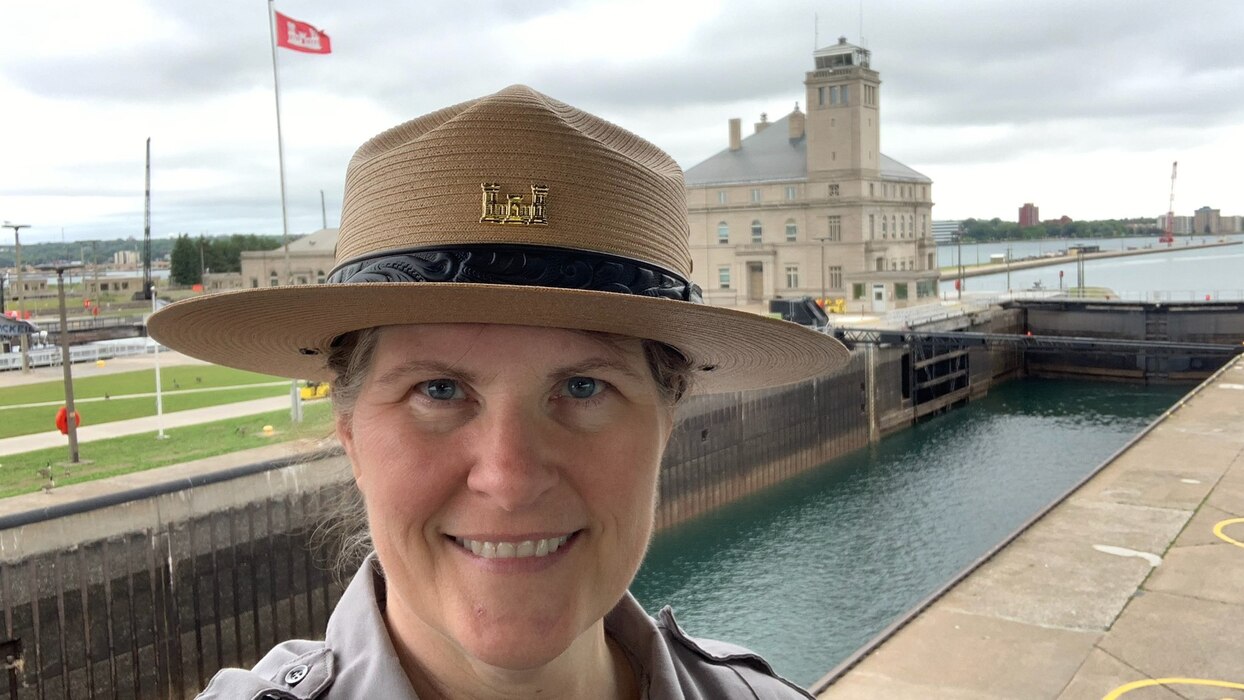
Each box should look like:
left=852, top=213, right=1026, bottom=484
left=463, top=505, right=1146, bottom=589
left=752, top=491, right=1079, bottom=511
left=683, top=37, right=936, bottom=313
left=804, top=37, right=881, bottom=179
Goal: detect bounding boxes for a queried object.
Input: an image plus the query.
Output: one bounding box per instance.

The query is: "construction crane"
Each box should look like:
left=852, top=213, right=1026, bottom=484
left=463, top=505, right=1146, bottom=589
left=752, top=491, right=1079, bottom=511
left=1159, top=161, right=1176, bottom=245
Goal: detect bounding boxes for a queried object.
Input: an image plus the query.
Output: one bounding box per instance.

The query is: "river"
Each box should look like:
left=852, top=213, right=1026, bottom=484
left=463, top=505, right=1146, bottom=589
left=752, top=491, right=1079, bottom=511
left=630, top=379, right=1186, bottom=687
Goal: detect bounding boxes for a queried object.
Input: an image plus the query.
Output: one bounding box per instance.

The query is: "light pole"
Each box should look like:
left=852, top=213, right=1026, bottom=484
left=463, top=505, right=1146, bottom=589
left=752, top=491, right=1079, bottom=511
left=150, top=284, right=167, bottom=439
left=815, top=236, right=831, bottom=310
left=956, top=227, right=964, bottom=300
left=0, top=271, right=7, bottom=315
left=4, top=223, right=31, bottom=373
left=37, top=262, right=84, bottom=464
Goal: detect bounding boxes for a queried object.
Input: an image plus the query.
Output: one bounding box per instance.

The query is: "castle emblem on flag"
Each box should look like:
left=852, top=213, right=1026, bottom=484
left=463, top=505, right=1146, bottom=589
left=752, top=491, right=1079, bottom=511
left=274, top=11, right=332, bottom=54
left=480, top=184, right=549, bottom=225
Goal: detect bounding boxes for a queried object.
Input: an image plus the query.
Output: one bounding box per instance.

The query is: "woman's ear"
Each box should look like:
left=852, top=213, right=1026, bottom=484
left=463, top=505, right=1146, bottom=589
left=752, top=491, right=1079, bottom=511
left=335, top=412, right=364, bottom=482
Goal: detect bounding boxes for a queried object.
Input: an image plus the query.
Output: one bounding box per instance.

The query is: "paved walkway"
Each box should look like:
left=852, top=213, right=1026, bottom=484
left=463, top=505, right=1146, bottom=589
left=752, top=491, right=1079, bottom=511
left=0, top=396, right=295, bottom=456
left=1, top=351, right=307, bottom=456
left=818, top=356, right=1244, bottom=699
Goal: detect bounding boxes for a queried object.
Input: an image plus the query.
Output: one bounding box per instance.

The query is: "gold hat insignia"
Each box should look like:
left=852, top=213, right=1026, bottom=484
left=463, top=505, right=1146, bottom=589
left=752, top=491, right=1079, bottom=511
left=480, top=183, right=548, bottom=225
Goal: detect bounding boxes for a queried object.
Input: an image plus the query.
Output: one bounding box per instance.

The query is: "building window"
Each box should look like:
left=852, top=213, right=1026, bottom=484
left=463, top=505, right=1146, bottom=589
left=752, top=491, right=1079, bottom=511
left=921, top=214, right=927, bottom=237
left=852, top=283, right=865, bottom=300
left=922, top=186, right=927, bottom=199
left=876, top=258, right=885, bottom=272
left=251, top=278, right=259, bottom=288
left=928, top=253, right=935, bottom=269
left=840, top=85, right=849, bottom=104
left=869, top=214, right=875, bottom=238
left=719, top=266, right=731, bottom=289
left=751, top=220, right=763, bottom=243
left=909, top=215, right=915, bottom=237
left=818, top=86, right=826, bottom=106
left=829, top=184, right=840, bottom=197
left=827, top=215, right=841, bottom=241
left=785, top=185, right=797, bottom=200
left=785, top=265, right=799, bottom=289
left=317, top=270, right=326, bottom=284
left=829, top=86, right=839, bottom=105
left=785, top=219, right=798, bottom=242
left=890, top=260, right=897, bottom=271
left=891, top=215, right=897, bottom=237
left=881, top=216, right=887, bottom=237
left=895, top=283, right=908, bottom=300
left=717, top=222, right=729, bottom=244
left=829, top=265, right=843, bottom=289
left=869, top=183, right=875, bottom=197
left=751, top=188, right=762, bottom=203
left=717, top=190, right=728, bottom=204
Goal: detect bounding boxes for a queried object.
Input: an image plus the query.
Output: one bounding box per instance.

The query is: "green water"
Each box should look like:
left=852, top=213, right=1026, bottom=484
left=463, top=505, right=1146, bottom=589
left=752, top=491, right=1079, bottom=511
left=630, top=379, right=1187, bottom=687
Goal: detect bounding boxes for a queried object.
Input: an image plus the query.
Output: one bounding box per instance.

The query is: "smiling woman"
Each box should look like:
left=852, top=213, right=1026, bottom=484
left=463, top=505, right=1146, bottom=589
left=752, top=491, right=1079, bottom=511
left=149, top=84, right=848, bottom=699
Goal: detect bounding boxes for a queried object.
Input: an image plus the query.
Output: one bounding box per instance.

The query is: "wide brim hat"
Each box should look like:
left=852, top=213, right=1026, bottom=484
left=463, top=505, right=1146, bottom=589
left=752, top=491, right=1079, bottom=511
left=149, top=85, right=849, bottom=394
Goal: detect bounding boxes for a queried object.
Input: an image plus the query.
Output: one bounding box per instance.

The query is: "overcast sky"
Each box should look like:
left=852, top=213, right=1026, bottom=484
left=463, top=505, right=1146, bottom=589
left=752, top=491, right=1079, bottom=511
left=2, top=0, right=1242, bottom=245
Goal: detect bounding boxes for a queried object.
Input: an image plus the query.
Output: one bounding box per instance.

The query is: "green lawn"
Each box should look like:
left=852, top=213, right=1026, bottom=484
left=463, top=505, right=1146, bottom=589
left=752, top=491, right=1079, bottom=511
left=0, top=402, right=335, bottom=499
left=0, top=384, right=291, bottom=438
left=0, top=366, right=285, bottom=407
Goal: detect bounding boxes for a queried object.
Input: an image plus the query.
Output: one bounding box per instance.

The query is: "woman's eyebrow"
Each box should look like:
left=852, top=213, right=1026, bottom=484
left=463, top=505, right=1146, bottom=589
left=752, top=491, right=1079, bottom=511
left=371, top=360, right=478, bottom=388
left=549, top=357, right=645, bottom=382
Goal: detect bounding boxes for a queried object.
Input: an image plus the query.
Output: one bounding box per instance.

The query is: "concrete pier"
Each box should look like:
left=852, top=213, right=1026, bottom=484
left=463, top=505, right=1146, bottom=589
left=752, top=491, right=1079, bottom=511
left=816, top=355, right=1244, bottom=699
left=941, top=239, right=1241, bottom=281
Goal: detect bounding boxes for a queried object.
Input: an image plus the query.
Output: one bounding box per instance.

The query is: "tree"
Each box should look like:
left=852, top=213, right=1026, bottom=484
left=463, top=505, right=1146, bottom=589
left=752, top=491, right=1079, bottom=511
left=169, top=234, right=201, bottom=285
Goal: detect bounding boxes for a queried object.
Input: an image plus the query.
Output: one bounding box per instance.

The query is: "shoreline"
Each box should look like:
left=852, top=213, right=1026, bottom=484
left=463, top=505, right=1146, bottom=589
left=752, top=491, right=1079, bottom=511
left=940, top=239, right=1241, bottom=281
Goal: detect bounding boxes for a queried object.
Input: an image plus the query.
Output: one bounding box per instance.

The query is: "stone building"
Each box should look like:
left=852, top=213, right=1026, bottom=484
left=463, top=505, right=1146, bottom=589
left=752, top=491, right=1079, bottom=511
left=684, top=37, right=937, bottom=313
left=239, top=228, right=338, bottom=288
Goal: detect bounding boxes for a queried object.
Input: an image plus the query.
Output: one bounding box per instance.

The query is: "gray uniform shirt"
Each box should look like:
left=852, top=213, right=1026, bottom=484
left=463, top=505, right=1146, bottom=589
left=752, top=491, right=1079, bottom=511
left=198, top=557, right=812, bottom=699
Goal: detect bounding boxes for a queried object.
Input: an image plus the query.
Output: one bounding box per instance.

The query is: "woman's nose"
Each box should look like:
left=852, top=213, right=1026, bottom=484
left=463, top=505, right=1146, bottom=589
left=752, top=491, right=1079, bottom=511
left=465, top=405, right=559, bottom=511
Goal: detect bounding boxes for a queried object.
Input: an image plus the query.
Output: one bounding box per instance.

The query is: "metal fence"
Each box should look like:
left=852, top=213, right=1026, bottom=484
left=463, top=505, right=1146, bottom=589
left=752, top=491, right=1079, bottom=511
left=0, top=484, right=350, bottom=700
left=0, top=339, right=156, bottom=372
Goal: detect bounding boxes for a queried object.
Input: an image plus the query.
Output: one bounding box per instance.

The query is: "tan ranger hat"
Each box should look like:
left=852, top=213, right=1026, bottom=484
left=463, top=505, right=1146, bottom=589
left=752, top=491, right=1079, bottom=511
left=148, top=85, right=849, bottom=393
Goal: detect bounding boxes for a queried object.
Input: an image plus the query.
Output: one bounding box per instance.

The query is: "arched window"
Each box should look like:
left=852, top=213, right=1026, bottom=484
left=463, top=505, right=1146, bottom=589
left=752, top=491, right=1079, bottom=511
left=316, top=269, right=326, bottom=284
left=717, top=222, right=729, bottom=245
left=881, top=217, right=887, bottom=237
left=785, top=219, right=798, bottom=242
left=751, top=220, right=763, bottom=243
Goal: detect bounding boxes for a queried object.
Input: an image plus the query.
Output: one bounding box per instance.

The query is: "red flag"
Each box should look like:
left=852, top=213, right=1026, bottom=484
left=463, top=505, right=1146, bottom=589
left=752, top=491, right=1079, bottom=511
left=275, top=11, right=331, bottom=54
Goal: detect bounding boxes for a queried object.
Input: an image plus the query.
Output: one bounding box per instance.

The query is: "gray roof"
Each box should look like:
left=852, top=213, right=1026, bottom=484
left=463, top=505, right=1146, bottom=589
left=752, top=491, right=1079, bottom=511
left=288, top=227, right=340, bottom=252
left=684, top=112, right=930, bottom=186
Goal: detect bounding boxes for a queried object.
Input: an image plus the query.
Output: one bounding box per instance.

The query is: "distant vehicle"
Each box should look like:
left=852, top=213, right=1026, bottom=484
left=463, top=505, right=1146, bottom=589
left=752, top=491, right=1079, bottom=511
left=769, top=296, right=829, bottom=329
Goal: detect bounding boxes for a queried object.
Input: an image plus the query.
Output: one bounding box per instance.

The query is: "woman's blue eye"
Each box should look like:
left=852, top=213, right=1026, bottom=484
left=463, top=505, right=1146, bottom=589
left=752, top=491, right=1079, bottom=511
left=565, top=376, right=601, bottom=399
left=421, top=379, right=461, bottom=401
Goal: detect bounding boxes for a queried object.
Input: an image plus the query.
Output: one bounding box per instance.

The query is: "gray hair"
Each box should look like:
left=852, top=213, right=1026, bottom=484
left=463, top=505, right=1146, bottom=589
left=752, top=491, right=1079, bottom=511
left=316, top=326, right=693, bottom=577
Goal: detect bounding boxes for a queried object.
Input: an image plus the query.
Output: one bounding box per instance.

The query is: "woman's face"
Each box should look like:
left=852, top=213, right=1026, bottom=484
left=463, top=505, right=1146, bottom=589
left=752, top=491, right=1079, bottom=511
left=336, top=324, right=674, bottom=672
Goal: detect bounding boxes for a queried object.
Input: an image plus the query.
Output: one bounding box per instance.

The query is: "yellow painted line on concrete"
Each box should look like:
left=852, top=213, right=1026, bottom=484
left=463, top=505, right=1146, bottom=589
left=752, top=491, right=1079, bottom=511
left=1213, top=518, right=1244, bottom=549
left=1103, top=677, right=1244, bottom=699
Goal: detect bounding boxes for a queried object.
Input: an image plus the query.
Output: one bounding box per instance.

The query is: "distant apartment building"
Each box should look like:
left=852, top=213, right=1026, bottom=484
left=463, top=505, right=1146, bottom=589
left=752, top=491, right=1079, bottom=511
left=684, top=37, right=937, bottom=312
left=931, top=220, right=963, bottom=244
left=1193, top=207, right=1221, bottom=234
left=1221, top=215, right=1243, bottom=233
left=1157, top=214, right=1194, bottom=235
left=1018, top=203, right=1040, bottom=228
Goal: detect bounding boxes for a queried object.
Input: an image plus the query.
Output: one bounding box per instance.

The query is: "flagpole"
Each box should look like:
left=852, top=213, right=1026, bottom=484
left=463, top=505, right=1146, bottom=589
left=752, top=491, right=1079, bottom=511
left=267, top=0, right=292, bottom=286
left=267, top=0, right=302, bottom=424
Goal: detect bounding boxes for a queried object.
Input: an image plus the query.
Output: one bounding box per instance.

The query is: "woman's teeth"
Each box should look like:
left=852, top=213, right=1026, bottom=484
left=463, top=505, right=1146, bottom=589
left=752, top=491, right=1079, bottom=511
left=454, top=535, right=571, bottom=559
